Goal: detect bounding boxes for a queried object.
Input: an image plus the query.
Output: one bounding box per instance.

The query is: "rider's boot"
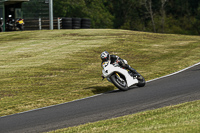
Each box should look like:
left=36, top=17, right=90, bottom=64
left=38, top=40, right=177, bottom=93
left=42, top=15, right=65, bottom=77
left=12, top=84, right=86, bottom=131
left=128, top=66, right=142, bottom=80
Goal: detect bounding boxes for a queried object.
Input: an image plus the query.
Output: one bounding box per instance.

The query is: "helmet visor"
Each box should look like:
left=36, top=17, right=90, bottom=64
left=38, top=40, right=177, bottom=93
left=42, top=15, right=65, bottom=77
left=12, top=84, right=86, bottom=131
left=102, top=57, right=108, bottom=62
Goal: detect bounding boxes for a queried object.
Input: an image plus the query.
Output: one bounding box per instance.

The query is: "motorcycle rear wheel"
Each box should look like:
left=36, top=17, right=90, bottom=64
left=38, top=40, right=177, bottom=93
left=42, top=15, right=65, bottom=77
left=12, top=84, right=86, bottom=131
left=137, top=75, right=146, bottom=87
left=110, top=73, right=129, bottom=91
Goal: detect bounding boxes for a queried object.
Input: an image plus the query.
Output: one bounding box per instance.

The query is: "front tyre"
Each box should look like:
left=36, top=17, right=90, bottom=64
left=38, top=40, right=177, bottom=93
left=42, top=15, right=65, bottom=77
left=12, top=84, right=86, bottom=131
left=110, top=73, right=129, bottom=91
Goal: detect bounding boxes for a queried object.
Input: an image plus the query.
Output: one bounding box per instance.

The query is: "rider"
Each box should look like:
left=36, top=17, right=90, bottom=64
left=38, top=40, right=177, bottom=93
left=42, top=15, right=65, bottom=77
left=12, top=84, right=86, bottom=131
left=100, top=51, right=141, bottom=79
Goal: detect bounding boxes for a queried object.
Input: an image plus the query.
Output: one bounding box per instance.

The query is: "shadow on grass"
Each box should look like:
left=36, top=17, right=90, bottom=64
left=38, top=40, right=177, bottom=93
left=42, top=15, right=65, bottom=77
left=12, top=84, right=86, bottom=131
left=84, top=85, right=139, bottom=94
left=84, top=85, right=115, bottom=94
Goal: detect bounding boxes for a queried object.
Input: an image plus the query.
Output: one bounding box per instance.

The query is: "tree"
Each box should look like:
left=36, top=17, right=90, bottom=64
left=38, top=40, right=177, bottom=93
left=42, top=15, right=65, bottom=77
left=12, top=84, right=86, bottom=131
left=53, top=0, right=114, bottom=28
left=53, top=0, right=87, bottom=18
left=140, top=0, right=156, bottom=32
left=160, top=0, right=168, bottom=33
left=84, top=0, right=114, bottom=28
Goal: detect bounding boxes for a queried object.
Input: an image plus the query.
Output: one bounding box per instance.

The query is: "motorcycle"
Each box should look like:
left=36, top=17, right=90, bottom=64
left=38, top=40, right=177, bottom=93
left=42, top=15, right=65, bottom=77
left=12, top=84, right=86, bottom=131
left=102, top=60, right=146, bottom=91
left=16, top=18, right=24, bottom=31
left=6, top=18, right=24, bottom=31
left=0, top=18, right=3, bottom=32
left=6, top=18, right=15, bottom=31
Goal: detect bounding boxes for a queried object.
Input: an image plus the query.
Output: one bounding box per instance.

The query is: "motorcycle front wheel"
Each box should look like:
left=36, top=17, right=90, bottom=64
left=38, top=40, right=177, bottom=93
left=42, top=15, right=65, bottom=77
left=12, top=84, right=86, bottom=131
left=110, top=73, right=129, bottom=91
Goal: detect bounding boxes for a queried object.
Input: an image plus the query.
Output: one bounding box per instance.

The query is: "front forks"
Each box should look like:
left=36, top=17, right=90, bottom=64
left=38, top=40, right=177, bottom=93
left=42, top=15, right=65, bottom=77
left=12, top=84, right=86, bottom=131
left=115, top=72, right=124, bottom=82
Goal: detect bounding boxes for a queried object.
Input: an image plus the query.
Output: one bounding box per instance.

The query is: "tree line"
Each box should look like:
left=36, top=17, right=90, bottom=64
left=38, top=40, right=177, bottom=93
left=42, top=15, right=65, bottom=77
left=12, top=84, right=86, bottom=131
left=53, top=0, right=200, bottom=35
left=22, top=0, right=199, bottom=35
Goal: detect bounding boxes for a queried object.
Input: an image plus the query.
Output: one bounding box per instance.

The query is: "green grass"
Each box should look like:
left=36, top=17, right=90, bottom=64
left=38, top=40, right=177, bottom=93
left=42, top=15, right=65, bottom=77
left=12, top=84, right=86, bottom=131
left=47, top=100, right=200, bottom=133
left=0, top=29, right=200, bottom=117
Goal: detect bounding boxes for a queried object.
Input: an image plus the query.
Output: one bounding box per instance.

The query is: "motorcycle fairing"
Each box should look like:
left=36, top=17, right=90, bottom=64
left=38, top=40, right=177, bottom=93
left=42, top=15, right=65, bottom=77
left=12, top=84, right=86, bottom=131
left=102, top=61, right=138, bottom=87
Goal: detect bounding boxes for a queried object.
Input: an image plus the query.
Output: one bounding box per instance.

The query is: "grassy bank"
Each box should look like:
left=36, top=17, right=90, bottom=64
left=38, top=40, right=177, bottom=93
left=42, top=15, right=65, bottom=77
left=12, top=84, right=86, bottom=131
left=47, top=100, right=200, bottom=133
left=0, top=29, right=200, bottom=116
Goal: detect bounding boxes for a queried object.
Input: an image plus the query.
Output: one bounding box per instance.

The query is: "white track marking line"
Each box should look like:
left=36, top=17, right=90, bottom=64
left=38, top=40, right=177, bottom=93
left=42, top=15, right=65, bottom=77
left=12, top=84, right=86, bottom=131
left=147, top=62, right=200, bottom=83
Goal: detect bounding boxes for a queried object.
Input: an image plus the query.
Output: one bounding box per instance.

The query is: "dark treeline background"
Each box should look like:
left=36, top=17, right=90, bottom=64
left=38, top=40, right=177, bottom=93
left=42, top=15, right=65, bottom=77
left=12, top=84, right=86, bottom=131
left=23, top=0, right=200, bottom=35
left=53, top=0, right=200, bottom=35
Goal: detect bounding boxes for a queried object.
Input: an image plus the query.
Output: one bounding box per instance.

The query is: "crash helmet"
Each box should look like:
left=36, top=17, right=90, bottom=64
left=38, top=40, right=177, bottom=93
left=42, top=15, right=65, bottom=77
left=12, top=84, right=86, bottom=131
left=100, top=51, right=110, bottom=61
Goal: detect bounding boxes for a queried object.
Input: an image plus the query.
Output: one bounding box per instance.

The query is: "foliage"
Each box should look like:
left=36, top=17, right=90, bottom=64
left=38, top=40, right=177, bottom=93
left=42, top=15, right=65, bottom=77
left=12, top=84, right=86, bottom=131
left=53, top=0, right=114, bottom=28
left=21, top=0, right=200, bottom=34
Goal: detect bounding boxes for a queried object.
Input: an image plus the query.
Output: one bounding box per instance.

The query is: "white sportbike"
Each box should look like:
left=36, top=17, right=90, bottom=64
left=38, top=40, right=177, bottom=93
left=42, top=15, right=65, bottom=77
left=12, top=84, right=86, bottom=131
left=102, top=61, right=146, bottom=91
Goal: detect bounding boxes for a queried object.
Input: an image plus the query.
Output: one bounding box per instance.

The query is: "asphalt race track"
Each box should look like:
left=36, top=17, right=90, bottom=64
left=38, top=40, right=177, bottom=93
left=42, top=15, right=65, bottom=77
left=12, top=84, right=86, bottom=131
left=1, top=63, right=200, bottom=133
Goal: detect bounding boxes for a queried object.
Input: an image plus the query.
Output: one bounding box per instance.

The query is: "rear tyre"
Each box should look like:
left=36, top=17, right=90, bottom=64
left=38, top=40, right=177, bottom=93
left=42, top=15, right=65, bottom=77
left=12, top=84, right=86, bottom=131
left=72, top=18, right=81, bottom=29
left=137, top=75, right=146, bottom=87
left=110, top=73, right=129, bottom=91
left=62, top=18, right=72, bottom=29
